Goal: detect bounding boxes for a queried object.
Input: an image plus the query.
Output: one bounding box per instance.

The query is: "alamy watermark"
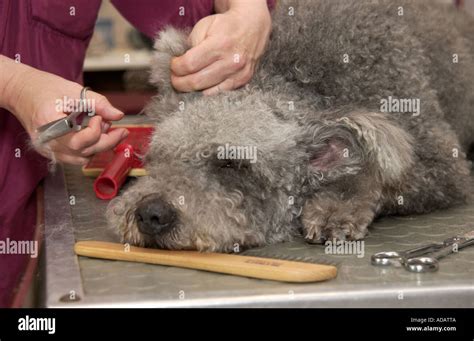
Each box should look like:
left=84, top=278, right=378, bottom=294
left=380, top=96, right=420, bottom=116
left=217, top=143, right=258, bottom=164
left=55, top=95, right=96, bottom=115
left=0, top=238, right=38, bottom=258
left=325, top=239, right=365, bottom=258
left=18, top=315, right=55, bottom=334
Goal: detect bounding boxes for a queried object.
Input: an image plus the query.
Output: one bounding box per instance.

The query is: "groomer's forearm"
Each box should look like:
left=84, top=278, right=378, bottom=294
left=214, top=0, right=269, bottom=13
left=0, top=54, right=32, bottom=113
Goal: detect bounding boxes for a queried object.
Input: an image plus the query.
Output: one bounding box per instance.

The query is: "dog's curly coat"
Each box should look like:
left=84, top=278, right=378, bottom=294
left=107, top=0, right=474, bottom=252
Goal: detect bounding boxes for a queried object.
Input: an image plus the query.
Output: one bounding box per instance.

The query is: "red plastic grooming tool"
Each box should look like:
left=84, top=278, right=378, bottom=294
left=82, top=125, right=154, bottom=200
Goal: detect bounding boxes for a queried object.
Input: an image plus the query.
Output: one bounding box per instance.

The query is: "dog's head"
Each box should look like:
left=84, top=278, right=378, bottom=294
left=107, top=85, right=312, bottom=251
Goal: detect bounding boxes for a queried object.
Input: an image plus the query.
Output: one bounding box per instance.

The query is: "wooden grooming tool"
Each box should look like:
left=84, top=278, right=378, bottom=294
left=75, top=241, right=337, bottom=283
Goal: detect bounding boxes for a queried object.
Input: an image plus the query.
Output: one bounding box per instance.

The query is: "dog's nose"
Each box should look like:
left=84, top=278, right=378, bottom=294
left=135, top=197, right=176, bottom=235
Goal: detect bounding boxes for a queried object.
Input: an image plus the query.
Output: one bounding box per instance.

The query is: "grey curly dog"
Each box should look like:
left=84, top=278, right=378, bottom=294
left=107, top=0, right=474, bottom=252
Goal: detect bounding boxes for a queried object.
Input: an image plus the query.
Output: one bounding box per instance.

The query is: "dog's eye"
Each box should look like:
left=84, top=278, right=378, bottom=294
left=214, top=158, right=250, bottom=170
left=220, top=160, right=234, bottom=169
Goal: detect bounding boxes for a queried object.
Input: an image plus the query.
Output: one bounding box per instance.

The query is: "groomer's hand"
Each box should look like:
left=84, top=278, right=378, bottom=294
left=0, top=55, right=128, bottom=165
left=171, top=0, right=272, bottom=95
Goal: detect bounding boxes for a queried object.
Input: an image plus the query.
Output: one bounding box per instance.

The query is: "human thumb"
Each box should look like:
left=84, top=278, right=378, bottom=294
left=87, top=91, right=124, bottom=121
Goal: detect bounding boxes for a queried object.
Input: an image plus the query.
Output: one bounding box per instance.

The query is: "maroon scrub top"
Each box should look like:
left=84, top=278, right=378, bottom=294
left=0, top=0, right=274, bottom=307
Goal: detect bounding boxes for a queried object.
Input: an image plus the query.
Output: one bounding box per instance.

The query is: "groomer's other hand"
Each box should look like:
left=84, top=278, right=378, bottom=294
left=0, top=55, right=128, bottom=165
left=171, top=0, right=271, bottom=96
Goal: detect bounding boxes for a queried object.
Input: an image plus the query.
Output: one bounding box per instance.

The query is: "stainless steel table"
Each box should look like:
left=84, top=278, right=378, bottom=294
left=40, top=153, right=474, bottom=308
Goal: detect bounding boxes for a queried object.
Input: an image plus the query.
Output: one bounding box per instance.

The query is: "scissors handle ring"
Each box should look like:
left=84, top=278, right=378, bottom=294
left=404, top=257, right=439, bottom=273
left=371, top=251, right=402, bottom=266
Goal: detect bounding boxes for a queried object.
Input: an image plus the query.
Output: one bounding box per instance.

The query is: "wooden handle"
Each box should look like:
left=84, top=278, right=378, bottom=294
left=74, top=241, right=337, bottom=283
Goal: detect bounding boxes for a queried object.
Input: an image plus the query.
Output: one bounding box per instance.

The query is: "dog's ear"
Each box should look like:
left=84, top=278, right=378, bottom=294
left=304, top=111, right=414, bottom=185
left=146, top=27, right=191, bottom=120
left=309, top=138, right=353, bottom=172
left=304, top=122, right=365, bottom=183
left=149, top=26, right=190, bottom=93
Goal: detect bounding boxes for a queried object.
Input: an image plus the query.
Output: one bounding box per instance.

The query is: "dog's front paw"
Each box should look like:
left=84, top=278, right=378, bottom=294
left=302, top=194, right=375, bottom=243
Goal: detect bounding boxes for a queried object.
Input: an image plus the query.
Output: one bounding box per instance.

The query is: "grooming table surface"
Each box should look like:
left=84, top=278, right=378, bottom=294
left=40, top=121, right=474, bottom=308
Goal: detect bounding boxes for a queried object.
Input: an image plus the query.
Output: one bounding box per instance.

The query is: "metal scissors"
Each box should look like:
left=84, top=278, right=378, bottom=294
left=371, top=230, right=474, bottom=272
left=36, top=87, right=94, bottom=144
